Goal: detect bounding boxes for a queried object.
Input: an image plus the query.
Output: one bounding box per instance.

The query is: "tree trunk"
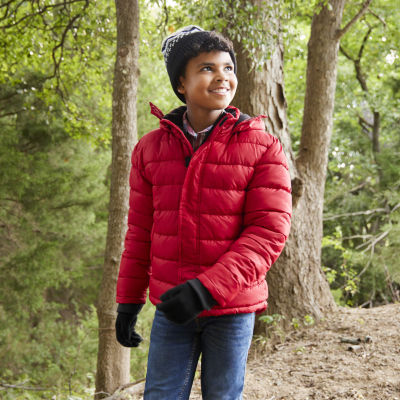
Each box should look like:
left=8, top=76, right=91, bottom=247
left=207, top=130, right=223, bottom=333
left=280, top=0, right=346, bottom=320
left=95, top=1, right=139, bottom=398
left=234, top=0, right=349, bottom=332
left=340, top=29, right=381, bottom=170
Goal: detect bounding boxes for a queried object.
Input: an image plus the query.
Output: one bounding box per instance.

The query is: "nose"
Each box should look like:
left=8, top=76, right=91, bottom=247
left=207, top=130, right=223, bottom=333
left=215, top=68, right=229, bottom=81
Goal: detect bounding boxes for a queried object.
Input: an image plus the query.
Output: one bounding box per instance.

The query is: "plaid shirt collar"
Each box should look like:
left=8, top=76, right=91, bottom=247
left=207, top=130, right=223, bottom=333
left=182, top=110, right=226, bottom=152
left=182, top=110, right=225, bottom=138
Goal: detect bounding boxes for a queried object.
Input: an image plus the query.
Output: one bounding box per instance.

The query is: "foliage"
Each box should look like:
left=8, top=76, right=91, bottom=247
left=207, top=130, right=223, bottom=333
left=256, top=312, right=316, bottom=349
left=0, top=0, right=114, bottom=393
left=256, top=313, right=286, bottom=345
left=281, top=0, right=400, bottom=307
left=291, top=315, right=315, bottom=330
left=0, top=0, right=116, bottom=145
left=0, top=87, right=110, bottom=391
left=137, top=1, right=180, bottom=136
left=0, top=307, right=98, bottom=399
left=282, top=16, right=309, bottom=152
left=322, top=0, right=400, bottom=307
left=0, top=0, right=174, bottom=395
left=259, top=312, right=285, bottom=326
left=0, top=0, right=399, bottom=397
left=147, top=0, right=281, bottom=69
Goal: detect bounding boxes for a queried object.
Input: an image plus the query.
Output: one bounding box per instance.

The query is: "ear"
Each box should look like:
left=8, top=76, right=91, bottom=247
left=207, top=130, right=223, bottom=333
left=177, top=76, right=185, bottom=94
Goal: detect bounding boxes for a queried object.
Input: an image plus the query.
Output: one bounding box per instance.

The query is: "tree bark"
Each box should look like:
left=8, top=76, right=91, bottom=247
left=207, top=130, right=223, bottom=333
left=233, top=0, right=350, bottom=331
left=286, top=0, right=347, bottom=320
left=95, top=1, right=139, bottom=398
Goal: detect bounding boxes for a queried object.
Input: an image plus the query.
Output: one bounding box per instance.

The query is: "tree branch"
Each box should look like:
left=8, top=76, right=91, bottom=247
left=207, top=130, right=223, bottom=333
left=358, top=114, right=373, bottom=129
left=367, top=8, right=386, bottom=28
left=50, top=199, right=94, bottom=210
left=358, top=115, right=372, bottom=137
left=0, top=382, right=48, bottom=391
left=100, top=378, right=146, bottom=400
left=392, top=203, right=400, bottom=213
left=0, top=90, right=20, bottom=104
left=0, top=109, right=26, bottom=118
left=335, top=0, right=373, bottom=40
left=356, top=229, right=390, bottom=252
left=0, top=0, right=24, bottom=23
left=349, top=181, right=368, bottom=194
left=357, top=26, right=372, bottom=62
left=0, top=0, right=85, bottom=28
left=339, top=44, right=355, bottom=61
left=342, top=234, right=372, bottom=240
left=340, top=26, right=373, bottom=93
left=384, top=265, right=400, bottom=303
left=0, top=0, right=14, bottom=9
left=1, top=0, right=90, bottom=101
left=0, top=1, right=12, bottom=21
left=36, top=0, right=89, bottom=98
left=49, top=10, right=83, bottom=84
left=323, top=207, right=386, bottom=221
left=0, top=197, right=20, bottom=203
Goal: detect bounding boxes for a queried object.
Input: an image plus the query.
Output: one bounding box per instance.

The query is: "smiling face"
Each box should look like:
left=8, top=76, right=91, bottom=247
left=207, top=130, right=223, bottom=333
left=177, top=51, right=238, bottom=125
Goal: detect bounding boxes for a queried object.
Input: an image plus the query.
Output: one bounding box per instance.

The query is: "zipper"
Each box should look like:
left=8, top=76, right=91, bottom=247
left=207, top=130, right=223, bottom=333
left=162, top=119, right=194, bottom=159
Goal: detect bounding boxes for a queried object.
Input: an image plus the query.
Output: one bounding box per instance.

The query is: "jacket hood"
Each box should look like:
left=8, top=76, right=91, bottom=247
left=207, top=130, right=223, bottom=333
left=149, top=102, right=264, bottom=134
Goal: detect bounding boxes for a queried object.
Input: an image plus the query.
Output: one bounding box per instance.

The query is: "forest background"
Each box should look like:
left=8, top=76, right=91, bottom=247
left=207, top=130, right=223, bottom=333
left=0, top=0, right=399, bottom=398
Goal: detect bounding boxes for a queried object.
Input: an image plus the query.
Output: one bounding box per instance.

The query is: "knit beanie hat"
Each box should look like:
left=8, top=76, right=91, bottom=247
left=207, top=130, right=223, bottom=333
left=161, top=25, right=237, bottom=103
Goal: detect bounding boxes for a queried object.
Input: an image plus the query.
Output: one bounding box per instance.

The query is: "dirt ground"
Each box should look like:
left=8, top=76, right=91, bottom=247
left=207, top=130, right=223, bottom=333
left=124, top=303, right=400, bottom=400
left=238, top=303, right=400, bottom=400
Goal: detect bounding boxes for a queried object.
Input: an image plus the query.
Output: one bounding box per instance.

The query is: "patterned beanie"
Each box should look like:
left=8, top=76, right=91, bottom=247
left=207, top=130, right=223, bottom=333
left=161, top=25, right=237, bottom=103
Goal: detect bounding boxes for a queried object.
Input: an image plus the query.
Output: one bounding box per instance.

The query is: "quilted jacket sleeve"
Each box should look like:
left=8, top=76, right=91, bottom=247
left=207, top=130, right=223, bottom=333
left=197, top=135, right=292, bottom=307
left=116, top=142, right=154, bottom=304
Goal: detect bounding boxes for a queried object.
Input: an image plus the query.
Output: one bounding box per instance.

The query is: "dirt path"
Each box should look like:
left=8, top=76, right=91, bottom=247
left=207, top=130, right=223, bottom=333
left=126, top=304, right=400, bottom=399
left=244, top=303, right=400, bottom=399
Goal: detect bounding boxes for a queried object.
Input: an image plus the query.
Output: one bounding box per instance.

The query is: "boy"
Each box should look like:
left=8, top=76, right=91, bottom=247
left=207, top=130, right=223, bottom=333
left=115, top=26, right=292, bottom=399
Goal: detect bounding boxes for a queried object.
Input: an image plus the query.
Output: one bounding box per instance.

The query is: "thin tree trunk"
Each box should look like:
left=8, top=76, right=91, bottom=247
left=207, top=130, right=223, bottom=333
left=234, top=0, right=352, bottom=331
left=339, top=27, right=381, bottom=164
left=95, top=1, right=139, bottom=398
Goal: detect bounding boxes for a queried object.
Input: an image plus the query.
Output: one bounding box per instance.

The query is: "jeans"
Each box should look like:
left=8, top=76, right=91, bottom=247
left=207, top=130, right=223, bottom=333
left=143, top=309, right=255, bottom=400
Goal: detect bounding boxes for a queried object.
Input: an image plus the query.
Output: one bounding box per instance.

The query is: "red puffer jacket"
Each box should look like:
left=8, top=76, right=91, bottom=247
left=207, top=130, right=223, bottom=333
left=116, top=104, right=292, bottom=316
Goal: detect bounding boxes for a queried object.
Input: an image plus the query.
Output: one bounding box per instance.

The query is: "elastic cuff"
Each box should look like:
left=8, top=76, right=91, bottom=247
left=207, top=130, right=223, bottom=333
left=117, top=303, right=144, bottom=315
left=187, top=279, right=218, bottom=310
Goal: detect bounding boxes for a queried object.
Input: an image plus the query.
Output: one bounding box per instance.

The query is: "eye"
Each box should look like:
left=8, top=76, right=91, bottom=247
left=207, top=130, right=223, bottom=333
left=201, top=66, right=212, bottom=71
left=225, top=66, right=233, bottom=72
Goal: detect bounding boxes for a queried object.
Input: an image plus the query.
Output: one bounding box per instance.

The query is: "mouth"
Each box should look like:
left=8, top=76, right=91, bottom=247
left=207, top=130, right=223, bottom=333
left=209, top=87, right=230, bottom=95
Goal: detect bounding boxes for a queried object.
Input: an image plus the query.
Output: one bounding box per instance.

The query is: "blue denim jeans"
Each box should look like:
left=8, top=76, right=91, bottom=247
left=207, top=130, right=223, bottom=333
left=143, top=309, right=255, bottom=400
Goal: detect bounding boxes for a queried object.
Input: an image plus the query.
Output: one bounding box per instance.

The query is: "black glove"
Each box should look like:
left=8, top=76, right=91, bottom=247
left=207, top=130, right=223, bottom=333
left=156, top=279, right=217, bottom=325
left=115, top=303, right=144, bottom=347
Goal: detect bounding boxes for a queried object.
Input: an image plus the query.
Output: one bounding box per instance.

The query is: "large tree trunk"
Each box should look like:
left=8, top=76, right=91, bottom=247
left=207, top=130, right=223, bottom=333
left=234, top=0, right=348, bottom=331
left=95, top=0, right=139, bottom=398
left=287, top=0, right=346, bottom=320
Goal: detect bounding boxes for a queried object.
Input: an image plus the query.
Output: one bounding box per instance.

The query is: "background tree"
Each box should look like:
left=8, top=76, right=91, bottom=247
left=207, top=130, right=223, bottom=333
left=0, top=0, right=115, bottom=393
left=226, top=0, right=341, bottom=324
left=94, top=0, right=140, bottom=398
left=170, top=0, right=372, bottom=326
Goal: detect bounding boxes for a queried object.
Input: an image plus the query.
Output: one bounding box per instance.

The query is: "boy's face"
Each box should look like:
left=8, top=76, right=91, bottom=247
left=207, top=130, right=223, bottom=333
left=178, top=51, right=237, bottom=116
